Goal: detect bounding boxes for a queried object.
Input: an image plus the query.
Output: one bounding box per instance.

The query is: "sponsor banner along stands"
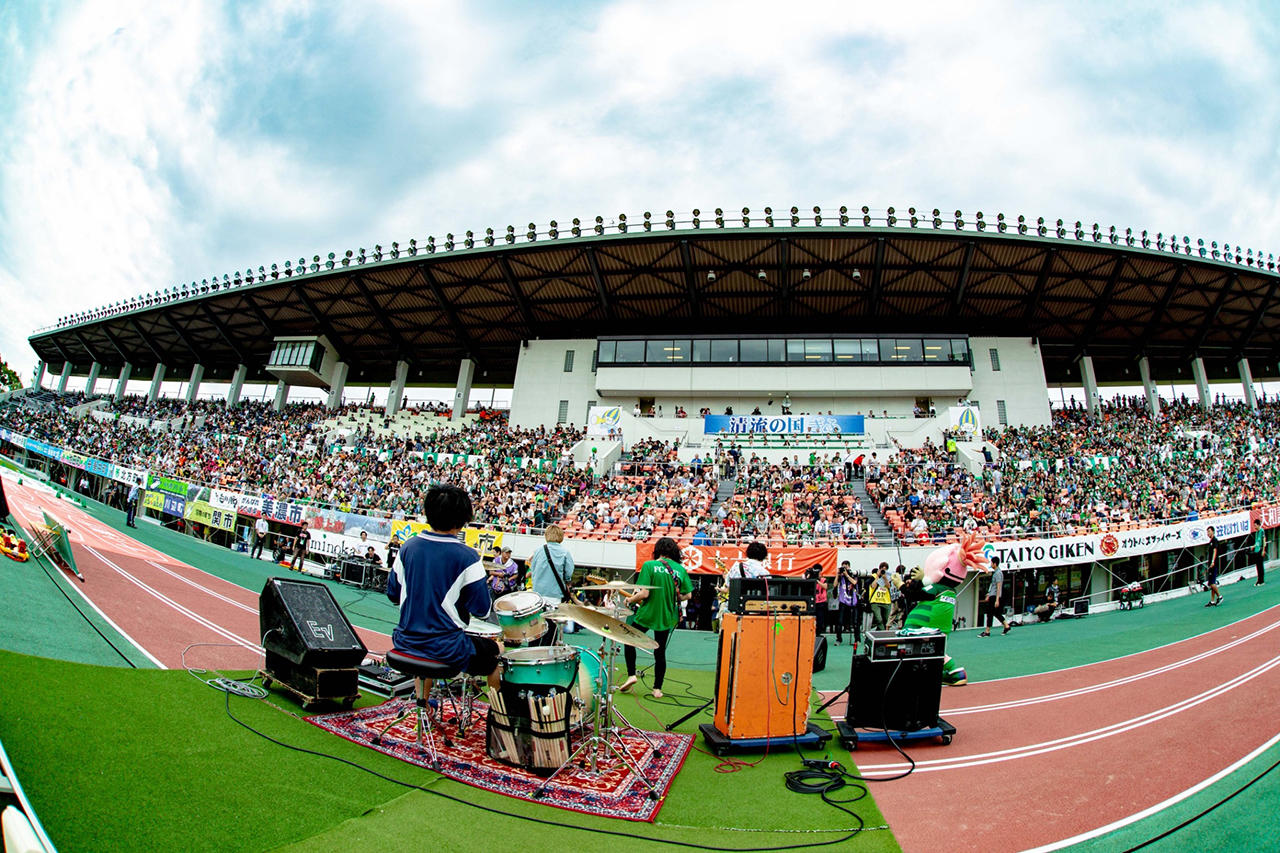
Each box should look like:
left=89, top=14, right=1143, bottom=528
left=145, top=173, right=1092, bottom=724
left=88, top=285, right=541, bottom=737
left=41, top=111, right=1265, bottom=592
left=635, top=544, right=838, bottom=577
left=389, top=520, right=505, bottom=554
left=981, top=510, right=1251, bottom=571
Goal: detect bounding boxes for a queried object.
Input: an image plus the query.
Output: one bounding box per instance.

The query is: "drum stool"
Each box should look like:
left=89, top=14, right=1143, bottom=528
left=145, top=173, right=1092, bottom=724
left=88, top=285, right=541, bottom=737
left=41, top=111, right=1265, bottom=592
left=372, top=650, right=460, bottom=769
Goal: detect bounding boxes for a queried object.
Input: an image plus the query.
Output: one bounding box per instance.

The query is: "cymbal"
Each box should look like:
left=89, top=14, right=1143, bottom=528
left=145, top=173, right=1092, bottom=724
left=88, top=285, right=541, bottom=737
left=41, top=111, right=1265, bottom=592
left=550, top=604, right=658, bottom=650
left=574, top=580, right=657, bottom=591
left=587, top=603, right=634, bottom=620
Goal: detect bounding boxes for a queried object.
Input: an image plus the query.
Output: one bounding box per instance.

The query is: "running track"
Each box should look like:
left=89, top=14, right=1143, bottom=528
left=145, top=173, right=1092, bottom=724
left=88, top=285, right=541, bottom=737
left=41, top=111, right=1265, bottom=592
left=8, top=477, right=1278, bottom=851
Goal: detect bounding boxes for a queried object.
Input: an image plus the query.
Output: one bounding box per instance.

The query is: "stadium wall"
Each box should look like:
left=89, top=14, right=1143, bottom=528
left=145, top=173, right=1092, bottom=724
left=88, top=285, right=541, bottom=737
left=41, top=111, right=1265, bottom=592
left=509, top=339, right=601, bottom=429
left=967, top=337, right=1052, bottom=428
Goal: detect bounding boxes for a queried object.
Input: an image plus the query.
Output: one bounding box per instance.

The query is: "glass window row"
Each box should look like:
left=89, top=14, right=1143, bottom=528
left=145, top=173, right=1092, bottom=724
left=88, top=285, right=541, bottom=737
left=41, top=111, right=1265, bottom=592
left=597, top=337, right=970, bottom=366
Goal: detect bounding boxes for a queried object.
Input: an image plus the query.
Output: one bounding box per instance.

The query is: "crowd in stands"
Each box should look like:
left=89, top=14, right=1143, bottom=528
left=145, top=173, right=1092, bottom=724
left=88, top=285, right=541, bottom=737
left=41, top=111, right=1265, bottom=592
left=5, top=389, right=1280, bottom=546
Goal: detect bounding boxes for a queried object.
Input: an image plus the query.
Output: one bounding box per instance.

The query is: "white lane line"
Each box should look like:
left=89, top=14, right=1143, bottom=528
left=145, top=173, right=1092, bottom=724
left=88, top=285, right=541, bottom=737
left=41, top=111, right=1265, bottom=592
left=1022, top=730, right=1280, bottom=852
left=145, top=560, right=258, bottom=614
left=947, top=617, right=1280, bottom=715
left=85, top=545, right=263, bottom=656
left=856, top=654, right=1280, bottom=775
left=977, top=602, right=1280, bottom=684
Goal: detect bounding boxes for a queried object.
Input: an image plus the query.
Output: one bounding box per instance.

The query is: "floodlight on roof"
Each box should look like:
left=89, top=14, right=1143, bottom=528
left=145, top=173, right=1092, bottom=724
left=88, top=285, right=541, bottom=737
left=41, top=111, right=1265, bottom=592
left=765, top=206, right=774, bottom=227
left=714, top=208, right=724, bottom=228
left=465, top=231, right=474, bottom=249
left=932, top=208, right=942, bottom=229
left=910, top=207, right=919, bottom=228
left=839, top=205, right=849, bottom=226
left=886, top=206, right=895, bottom=227
left=445, top=234, right=455, bottom=251
left=485, top=228, right=495, bottom=246
left=618, top=213, right=627, bottom=233
left=863, top=205, right=871, bottom=226
left=643, top=211, right=652, bottom=232
left=527, top=223, right=537, bottom=241
left=594, top=215, right=604, bottom=235
left=741, top=207, right=749, bottom=227
left=790, top=206, right=799, bottom=226
left=572, top=218, right=582, bottom=237
left=954, top=210, right=965, bottom=230
left=692, top=208, right=700, bottom=229
left=548, top=221, right=558, bottom=239
left=505, top=226, right=515, bottom=245
left=976, top=211, right=985, bottom=231
left=665, top=210, right=675, bottom=230
left=408, top=237, right=418, bottom=256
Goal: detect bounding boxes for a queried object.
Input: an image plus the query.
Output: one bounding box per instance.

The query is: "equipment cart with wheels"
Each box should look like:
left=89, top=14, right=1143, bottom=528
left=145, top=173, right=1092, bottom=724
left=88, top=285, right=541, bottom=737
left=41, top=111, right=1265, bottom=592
left=837, top=717, right=956, bottom=749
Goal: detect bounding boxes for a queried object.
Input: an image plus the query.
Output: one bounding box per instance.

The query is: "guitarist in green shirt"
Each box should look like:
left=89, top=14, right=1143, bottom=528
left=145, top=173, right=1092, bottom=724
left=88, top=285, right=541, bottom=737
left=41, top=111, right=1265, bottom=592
left=620, top=537, right=693, bottom=699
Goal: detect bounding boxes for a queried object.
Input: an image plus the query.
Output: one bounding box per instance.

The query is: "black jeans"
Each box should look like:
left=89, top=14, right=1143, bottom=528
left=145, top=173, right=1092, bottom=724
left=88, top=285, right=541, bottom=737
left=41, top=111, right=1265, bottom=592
left=624, top=626, right=673, bottom=689
left=1255, top=551, right=1265, bottom=584
left=815, top=607, right=827, bottom=635
left=835, top=604, right=859, bottom=643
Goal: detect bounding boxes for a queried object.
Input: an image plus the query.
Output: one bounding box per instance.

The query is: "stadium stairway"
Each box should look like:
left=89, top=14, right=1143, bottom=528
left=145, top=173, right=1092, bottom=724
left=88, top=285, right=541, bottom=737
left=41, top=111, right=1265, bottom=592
left=849, top=479, right=897, bottom=546
left=708, top=475, right=737, bottom=518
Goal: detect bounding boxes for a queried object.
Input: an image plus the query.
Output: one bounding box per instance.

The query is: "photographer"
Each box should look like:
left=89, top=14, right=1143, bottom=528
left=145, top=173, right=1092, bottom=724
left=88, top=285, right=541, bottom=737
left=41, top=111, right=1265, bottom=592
left=809, top=564, right=828, bottom=636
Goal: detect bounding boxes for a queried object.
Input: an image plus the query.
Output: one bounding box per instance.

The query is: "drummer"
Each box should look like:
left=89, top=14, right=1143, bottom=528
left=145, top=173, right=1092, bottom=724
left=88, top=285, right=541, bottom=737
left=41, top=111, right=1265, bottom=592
left=386, top=485, right=502, bottom=690
left=619, top=537, right=693, bottom=699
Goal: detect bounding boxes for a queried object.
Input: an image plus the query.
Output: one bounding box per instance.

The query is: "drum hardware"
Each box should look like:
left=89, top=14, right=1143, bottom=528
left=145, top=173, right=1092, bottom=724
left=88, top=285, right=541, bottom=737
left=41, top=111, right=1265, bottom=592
left=573, top=581, right=658, bottom=593
left=532, top=605, right=662, bottom=800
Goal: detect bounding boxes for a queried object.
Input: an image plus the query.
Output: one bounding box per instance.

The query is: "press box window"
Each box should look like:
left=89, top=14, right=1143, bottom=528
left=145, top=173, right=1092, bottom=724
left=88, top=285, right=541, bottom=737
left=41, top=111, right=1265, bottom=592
left=557, top=400, right=569, bottom=424
left=989, top=348, right=1001, bottom=371
left=563, top=350, right=575, bottom=372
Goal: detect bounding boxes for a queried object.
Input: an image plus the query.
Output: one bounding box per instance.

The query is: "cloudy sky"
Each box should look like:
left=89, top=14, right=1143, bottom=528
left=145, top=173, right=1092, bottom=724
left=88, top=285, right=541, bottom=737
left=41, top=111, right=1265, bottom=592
left=2, top=0, right=1278, bottom=386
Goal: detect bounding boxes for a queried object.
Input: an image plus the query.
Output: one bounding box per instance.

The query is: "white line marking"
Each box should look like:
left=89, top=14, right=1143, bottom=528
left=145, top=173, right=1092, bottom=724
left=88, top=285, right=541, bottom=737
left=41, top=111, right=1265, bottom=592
left=857, top=655, right=1280, bottom=775
left=86, top=546, right=263, bottom=656
left=1022, top=730, right=1280, bottom=852
left=145, top=560, right=258, bottom=614
left=947, top=617, right=1280, bottom=715
left=976, top=602, right=1280, bottom=684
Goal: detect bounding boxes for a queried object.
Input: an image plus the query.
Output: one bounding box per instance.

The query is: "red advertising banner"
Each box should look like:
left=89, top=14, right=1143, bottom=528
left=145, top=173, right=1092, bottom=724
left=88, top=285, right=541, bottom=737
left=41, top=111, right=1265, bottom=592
left=1252, top=505, right=1280, bottom=529
left=633, top=544, right=839, bottom=577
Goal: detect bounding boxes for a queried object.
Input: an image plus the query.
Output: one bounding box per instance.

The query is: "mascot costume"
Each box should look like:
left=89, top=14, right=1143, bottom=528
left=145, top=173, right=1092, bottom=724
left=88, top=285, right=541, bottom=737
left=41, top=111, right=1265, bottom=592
left=903, top=533, right=989, bottom=685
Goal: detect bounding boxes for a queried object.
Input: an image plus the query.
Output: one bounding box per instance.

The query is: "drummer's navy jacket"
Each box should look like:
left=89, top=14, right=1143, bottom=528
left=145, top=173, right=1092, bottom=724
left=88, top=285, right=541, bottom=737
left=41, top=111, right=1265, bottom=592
left=386, top=531, right=493, bottom=670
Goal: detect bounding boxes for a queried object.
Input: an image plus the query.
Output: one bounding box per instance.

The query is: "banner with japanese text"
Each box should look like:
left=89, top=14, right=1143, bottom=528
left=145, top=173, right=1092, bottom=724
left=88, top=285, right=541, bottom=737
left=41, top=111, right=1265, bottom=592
left=980, top=510, right=1252, bottom=571
left=635, top=544, right=839, bottom=577
left=702, top=414, right=864, bottom=436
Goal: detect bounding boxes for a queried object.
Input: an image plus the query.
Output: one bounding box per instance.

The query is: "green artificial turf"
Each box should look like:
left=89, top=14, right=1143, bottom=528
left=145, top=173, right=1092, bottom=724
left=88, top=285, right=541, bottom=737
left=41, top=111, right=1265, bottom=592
left=0, top=650, right=899, bottom=853
left=0, top=512, right=154, bottom=668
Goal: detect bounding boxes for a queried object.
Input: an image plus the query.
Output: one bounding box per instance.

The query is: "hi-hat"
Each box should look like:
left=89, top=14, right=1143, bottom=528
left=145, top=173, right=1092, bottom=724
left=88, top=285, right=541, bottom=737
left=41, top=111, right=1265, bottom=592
left=574, top=580, right=657, bottom=591
left=550, top=604, right=658, bottom=650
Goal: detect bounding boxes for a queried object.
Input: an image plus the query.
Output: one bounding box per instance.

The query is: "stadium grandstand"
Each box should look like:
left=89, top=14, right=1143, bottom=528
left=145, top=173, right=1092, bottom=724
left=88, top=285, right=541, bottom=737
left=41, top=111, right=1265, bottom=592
left=4, top=208, right=1280, bottom=851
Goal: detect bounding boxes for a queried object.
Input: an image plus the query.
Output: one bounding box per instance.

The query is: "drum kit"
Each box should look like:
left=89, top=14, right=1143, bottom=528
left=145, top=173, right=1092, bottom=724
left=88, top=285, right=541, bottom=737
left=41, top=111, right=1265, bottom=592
left=465, top=579, right=665, bottom=797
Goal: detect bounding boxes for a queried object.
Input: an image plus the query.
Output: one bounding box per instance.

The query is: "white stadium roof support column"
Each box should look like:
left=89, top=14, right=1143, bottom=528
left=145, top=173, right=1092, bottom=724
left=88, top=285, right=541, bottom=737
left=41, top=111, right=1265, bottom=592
left=326, top=362, right=349, bottom=410
left=1138, top=356, right=1160, bottom=419
left=114, top=363, right=132, bottom=402
left=273, top=380, right=290, bottom=413
left=148, top=364, right=166, bottom=403
left=33, top=361, right=45, bottom=389
left=1238, top=357, right=1258, bottom=409
left=185, top=364, right=204, bottom=404
left=1191, top=356, right=1211, bottom=410
left=84, top=362, right=101, bottom=397
left=387, top=360, right=409, bottom=417
left=452, top=357, right=476, bottom=421
left=1078, top=354, right=1100, bottom=418
left=56, top=362, right=72, bottom=393
left=227, top=363, right=247, bottom=408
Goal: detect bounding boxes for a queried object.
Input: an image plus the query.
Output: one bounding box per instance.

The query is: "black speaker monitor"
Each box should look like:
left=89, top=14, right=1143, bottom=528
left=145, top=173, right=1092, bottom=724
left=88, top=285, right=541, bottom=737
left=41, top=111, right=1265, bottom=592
left=260, top=577, right=366, bottom=667
left=813, top=635, right=828, bottom=673
left=847, top=655, right=943, bottom=732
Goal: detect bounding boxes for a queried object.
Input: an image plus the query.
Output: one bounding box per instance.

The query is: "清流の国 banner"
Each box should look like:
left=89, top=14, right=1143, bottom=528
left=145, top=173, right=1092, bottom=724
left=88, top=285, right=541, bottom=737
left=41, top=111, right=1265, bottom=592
left=980, top=510, right=1251, bottom=571
left=634, top=544, right=839, bottom=577
left=702, top=414, right=864, bottom=436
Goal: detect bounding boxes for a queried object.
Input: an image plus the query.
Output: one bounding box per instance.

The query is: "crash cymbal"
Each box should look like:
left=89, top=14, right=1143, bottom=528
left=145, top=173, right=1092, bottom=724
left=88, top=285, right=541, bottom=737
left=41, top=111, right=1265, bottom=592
left=549, top=604, right=658, bottom=650
left=573, top=580, right=658, bottom=591
left=587, top=603, right=635, bottom=620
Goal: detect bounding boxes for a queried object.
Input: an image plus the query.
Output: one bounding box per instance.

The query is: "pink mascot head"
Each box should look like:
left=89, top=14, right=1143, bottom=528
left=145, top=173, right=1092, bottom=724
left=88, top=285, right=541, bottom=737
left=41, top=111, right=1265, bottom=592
left=921, top=532, right=991, bottom=587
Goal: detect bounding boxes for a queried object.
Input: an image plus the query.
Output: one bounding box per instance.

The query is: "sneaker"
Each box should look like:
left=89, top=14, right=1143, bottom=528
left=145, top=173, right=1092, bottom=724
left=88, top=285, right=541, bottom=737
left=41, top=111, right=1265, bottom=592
left=942, top=667, right=967, bottom=686
left=978, top=631, right=990, bottom=637
left=1002, top=624, right=1012, bottom=635
left=1205, top=602, right=1213, bottom=607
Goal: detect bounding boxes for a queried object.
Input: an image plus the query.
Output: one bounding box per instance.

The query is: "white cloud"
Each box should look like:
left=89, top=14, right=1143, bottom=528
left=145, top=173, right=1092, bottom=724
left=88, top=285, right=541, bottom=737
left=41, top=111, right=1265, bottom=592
left=4, top=0, right=1280, bottom=382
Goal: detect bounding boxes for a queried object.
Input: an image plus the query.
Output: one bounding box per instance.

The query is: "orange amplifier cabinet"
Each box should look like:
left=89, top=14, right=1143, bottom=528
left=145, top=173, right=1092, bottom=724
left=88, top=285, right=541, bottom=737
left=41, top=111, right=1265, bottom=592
left=712, top=612, right=815, bottom=740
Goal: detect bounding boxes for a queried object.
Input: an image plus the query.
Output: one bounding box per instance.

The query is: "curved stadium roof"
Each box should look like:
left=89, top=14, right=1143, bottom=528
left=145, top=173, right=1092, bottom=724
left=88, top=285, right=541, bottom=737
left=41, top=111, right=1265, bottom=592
left=29, top=208, right=1280, bottom=388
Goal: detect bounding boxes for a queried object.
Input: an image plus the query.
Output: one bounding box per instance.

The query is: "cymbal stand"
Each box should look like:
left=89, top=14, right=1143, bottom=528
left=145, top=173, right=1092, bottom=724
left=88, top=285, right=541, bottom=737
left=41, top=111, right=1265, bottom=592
left=533, top=636, right=660, bottom=800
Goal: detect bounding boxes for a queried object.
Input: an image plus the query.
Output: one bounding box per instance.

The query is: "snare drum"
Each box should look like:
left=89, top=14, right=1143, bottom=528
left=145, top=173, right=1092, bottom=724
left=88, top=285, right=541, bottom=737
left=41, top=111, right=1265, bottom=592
left=493, top=590, right=548, bottom=643
left=464, top=619, right=502, bottom=641
left=499, top=645, right=579, bottom=686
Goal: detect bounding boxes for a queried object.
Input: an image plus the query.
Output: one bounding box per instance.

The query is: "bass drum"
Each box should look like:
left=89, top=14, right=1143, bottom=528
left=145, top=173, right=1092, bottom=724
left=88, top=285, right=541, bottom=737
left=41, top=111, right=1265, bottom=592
left=570, top=647, right=603, bottom=728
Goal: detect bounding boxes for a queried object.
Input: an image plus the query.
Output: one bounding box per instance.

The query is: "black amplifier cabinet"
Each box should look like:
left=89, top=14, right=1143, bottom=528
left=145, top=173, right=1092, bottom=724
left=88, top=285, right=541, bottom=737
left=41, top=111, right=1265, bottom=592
left=727, top=577, right=815, bottom=615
